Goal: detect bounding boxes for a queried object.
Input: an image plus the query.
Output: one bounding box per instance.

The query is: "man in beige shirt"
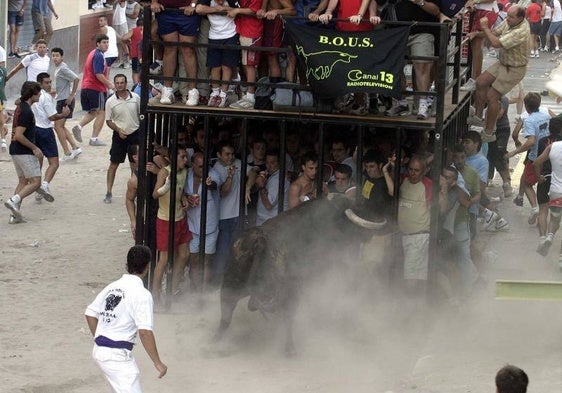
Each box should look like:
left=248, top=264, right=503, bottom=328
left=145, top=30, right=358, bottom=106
left=468, top=5, right=530, bottom=142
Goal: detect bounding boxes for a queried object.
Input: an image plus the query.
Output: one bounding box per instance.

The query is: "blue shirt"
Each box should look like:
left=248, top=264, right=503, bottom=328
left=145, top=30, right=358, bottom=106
left=524, top=111, right=550, bottom=161
left=32, top=0, right=50, bottom=14
left=466, top=153, right=489, bottom=184
left=184, top=167, right=221, bottom=234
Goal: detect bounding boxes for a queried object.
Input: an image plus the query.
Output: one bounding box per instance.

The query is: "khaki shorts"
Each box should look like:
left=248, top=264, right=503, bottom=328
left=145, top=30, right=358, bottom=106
left=402, top=233, right=430, bottom=280
left=487, top=62, right=527, bottom=95
left=12, top=154, right=41, bottom=178
left=407, top=33, right=434, bottom=64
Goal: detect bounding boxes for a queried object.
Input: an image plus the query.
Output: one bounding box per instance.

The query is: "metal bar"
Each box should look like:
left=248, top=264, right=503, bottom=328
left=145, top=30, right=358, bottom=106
left=165, top=114, right=179, bottom=307
left=278, top=121, right=287, bottom=214
left=317, top=123, right=325, bottom=197
left=197, top=116, right=211, bottom=283
left=496, top=280, right=562, bottom=301
left=238, top=118, right=248, bottom=230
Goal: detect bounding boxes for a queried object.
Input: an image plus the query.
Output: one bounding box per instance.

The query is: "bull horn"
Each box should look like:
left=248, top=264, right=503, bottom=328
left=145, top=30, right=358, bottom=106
left=345, top=209, right=387, bottom=229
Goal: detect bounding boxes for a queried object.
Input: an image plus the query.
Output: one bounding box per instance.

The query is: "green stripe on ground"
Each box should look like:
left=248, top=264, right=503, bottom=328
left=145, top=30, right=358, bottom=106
left=496, top=280, right=562, bottom=300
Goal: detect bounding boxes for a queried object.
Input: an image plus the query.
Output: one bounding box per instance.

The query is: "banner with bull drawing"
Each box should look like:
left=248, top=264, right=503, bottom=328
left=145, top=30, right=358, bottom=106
left=284, top=22, right=410, bottom=99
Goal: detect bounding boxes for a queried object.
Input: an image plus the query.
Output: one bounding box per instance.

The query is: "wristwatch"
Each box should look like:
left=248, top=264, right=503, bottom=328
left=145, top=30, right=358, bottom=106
left=418, top=0, right=425, bottom=6
left=191, top=2, right=196, bottom=7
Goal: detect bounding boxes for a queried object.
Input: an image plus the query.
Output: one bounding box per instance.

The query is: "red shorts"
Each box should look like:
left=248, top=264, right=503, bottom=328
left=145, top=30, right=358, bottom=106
left=156, top=217, right=192, bottom=252
left=549, top=197, right=562, bottom=208
left=523, top=161, right=538, bottom=186
left=471, top=9, right=498, bottom=32
left=263, top=18, right=284, bottom=52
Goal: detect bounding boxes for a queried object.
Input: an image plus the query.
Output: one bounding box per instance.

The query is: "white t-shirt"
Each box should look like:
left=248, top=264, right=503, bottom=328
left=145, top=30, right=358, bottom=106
left=32, top=89, right=58, bottom=128
left=553, top=0, right=562, bottom=23
left=185, top=168, right=222, bottom=234
left=84, top=274, right=154, bottom=344
left=21, top=53, right=50, bottom=82
left=213, top=158, right=247, bottom=220
left=0, top=46, right=6, bottom=63
left=550, top=141, right=562, bottom=195
left=104, top=26, right=119, bottom=58
left=256, top=170, right=290, bottom=226
left=476, top=0, right=498, bottom=12
left=113, top=2, right=128, bottom=25
left=208, top=0, right=237, bottom=40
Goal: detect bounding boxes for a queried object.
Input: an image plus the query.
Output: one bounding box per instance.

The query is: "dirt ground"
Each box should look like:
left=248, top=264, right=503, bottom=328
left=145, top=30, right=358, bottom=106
left=2, top=66, right=562, bottom=392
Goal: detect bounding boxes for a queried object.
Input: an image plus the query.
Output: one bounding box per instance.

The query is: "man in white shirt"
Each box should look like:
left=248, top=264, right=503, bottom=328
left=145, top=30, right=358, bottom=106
left=85, top=245, right=168, bottom=392
left=32, top=72, right=70, bottom=202
left=6, top=39, right=50, bottom=83
left=255, top=149, right=290, bottom=226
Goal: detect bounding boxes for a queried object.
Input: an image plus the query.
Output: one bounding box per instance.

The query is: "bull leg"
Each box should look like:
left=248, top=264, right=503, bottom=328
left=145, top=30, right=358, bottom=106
left=214, top=286, right=243, bottom=341
left=189, top=254, right=203, bottom=293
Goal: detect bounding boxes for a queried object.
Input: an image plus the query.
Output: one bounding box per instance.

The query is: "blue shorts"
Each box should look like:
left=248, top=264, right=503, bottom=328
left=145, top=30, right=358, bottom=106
left=207, top=35, right=240, bottom=68
left=80, top=89, right=107, bottom=112
left=105, top=57, right=118, bottom=66
left=131, top=57, right=141, bottom=73
left=156, top=11, right=200, bottom=37
left=189, top=229, right=218, bottom=254
left=548, top=21, right=562, bottom=36
left=56, top=99, right=75, bottom=119
left=35, top=127, right=59, bottom=158
left=8, top=11, right=24, bottom=26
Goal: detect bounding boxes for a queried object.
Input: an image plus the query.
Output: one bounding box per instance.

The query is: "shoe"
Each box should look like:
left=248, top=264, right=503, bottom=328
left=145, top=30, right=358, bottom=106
left=513, top=195, right=524, bottom=207
left=480, top=131, right=497, bottom=143
left=186, top=88, right=200, bottom=106
left=535, top=51, right=540, bottom=58
left=537, top=235, right=552, bottom=256
left=544, top=46, right=550, bottom=52
left=460, top=78, right=476, bottom=91
left=528, top=209, right=539, bottom=225
left=502, top=183, right=512, bottom=198
left=348, top=93, right=369, bottom=115
left=61, top=153, right=71, bottom=162
left=467, top=115, right=484, bottom=127
left=72, top=125, right=83, bottom=143
left=385, top=103, right=409, bottom=117
left=89, top=138, right=106, bottom=146
left=1, top=139, right=6, bottom=151
left=483, top=209, right=499, bottom=231
left=198, top=95, right=209, bottom=106
left=70, top=147, right=82, bottom=159
left=208, top=92, right=221, bottom=107
left=554, top=47, right=560, bottom=54
left=35, top=192, right=43, bottom=202
left=4, top=197, right=22, bottom=220
left=8, top=52, right=16, bottom=59
left=417, top=101, right=429, bottom=120
left=160, top=87, right=174, bottom=105
left=36, top=184, right=54, bottom=202
left=8, top=214, right=24, bottom=224
left=149, top=62, right=163, bottom=75
left=529, top=51, right=536, bottom=58
left=230, top=95, right=255, bottom=109
left=104, top=193, right=112, bottom=204
left=494, top=217, right=509, bottom=232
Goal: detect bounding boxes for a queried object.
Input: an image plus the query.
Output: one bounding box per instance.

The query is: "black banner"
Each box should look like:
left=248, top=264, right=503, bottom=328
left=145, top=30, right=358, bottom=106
left=284, top=22, right=410, bottom=99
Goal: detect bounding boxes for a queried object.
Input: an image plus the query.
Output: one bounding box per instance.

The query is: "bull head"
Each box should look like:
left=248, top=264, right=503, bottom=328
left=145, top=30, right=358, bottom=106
left=345, top=208, right=387, bottom=230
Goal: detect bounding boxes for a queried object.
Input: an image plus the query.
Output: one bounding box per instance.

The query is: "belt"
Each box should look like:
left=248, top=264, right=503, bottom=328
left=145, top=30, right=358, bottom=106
left=95, top=335, right=134, bottom=351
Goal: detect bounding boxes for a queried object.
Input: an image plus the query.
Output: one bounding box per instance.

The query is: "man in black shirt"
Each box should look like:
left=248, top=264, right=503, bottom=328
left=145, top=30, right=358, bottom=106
left=5, top=81, right=53, bottom=223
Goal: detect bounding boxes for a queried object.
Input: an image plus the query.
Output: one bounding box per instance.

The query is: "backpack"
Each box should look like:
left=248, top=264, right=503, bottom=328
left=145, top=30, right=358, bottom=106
left=271, top=82, right=315, bottom=112
left=254, top=76, right=274, bottom=110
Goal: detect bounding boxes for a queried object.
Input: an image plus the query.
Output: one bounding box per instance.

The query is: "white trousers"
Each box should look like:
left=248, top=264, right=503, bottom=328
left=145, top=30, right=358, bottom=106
left=93, top=345, right=142, bottom=393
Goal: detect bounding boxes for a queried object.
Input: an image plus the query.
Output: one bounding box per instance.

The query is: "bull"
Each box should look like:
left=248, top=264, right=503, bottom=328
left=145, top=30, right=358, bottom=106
left=215, top=195, right=388, bottom=356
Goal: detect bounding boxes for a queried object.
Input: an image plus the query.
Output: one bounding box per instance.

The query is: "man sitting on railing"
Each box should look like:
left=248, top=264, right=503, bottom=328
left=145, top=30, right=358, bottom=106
left=467, top=5, right=529, bottom=142
left=150, top=0, right=201, bottom=106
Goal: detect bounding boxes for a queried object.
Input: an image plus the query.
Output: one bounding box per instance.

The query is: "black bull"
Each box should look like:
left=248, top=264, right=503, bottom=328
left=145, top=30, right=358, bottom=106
left=215, top=196, right=387, bottom=355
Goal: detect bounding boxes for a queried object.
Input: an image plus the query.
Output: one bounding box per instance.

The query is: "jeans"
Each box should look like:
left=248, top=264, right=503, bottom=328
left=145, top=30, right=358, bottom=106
left=454, top=220, right=476, bottom=297
left=213, top=217, right=240, bottom=283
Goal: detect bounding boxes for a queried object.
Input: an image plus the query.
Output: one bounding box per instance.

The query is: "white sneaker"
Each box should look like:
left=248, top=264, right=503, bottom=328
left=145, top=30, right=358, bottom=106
left=37, top=184, right=54, bottom=202
left=460, top=78, right=476, bottom=92
left=494, top=217, right=509, bottom=232
left=4, top=197, right=22, bottom=220
left=230, top=95, right=256, bottom=109
left=186, top=88, right=200, bottom=106
left=483, top=209, right=499, bottom=231
left=1, top=139, right=6, bottom=151
left=70, top=147, right=82, bottom=159
left=417, top=101, right=429, bottom=120
left=72, top=125, right=83, bottom=143
left=160, top=87, right=174, bottom=105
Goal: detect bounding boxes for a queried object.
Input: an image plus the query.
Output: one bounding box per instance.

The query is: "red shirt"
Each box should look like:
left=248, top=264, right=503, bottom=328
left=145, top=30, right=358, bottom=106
left=130, top=26, right=143, bottom=59
left=525, top=3, right=542, bottom=23
left=235, top=0, right=264, bottom=39
left=82, top=48, right=108, bottom=92
left=336, top=0, right=372, bottom=32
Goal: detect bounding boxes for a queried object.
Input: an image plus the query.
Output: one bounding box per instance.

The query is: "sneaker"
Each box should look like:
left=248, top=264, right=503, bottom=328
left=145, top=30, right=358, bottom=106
left=70, top=147, right=82, bottom=159
left=35, top=192, right=43, bottom=202
left=502, top=183, right=513, bottom=198
left=417, top=101, right=429, bottom=120
left=513, top=195, right=524, bottom=207
left=4, top=197, right=22, bottom=220
left=544, top=46, right=550, bottom=52
left=554, top=47, right=560, bottom=54
left=36, top=184, right=54, bottom=202
left=149, top=61, right=163, bottom=75
left=61, top=153, right=71, bottom=162
left=160, top=87, right=174, bottom=105
left=535, top=51, right=540, bottom=58
left=1, top=139, right=6, bottom=151
left=529, top=51, right=536, bottom=58
left=483, top=209, right=499, bottom=230
left=385, top=103, right=409, bottom=117
left=537, top=235, right=552, bottom=256
left=528, top=209, right=539, bottom=225
left=89, top=138, right=106, bottom=147
left=8, top=214, right=24, bottom=224
left=460, top=78, right=476, bottom=91
left=494, top=217, right=510, bottom=232
left=72, top=125, right=83, bottom=143
left=104, top=193, right=112, bottom=204
left=186, top=88, right=200, bottom=106
left=480, top=131, right=497, bottom=143
left=198, top=95, right=209, bottom=106
left=230, top=95, right=256, bottom=109
left=208, top=92, right=221, bottom=107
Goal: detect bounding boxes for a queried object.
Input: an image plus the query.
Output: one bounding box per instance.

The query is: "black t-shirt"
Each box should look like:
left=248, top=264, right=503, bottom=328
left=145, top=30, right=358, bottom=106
left=390, top=0, right=440, bottom=35
left=360, top=175, right=391, bottom=221
left=9, top=101, right=36, bottom=155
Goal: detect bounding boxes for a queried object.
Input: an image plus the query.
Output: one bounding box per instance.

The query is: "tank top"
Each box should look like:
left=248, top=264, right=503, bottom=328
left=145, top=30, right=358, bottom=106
left=104, top=26, right=119, bottom=59
left=550, top=141, right=562, bottom=194
left=157, top=166, right=187, bottom=221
